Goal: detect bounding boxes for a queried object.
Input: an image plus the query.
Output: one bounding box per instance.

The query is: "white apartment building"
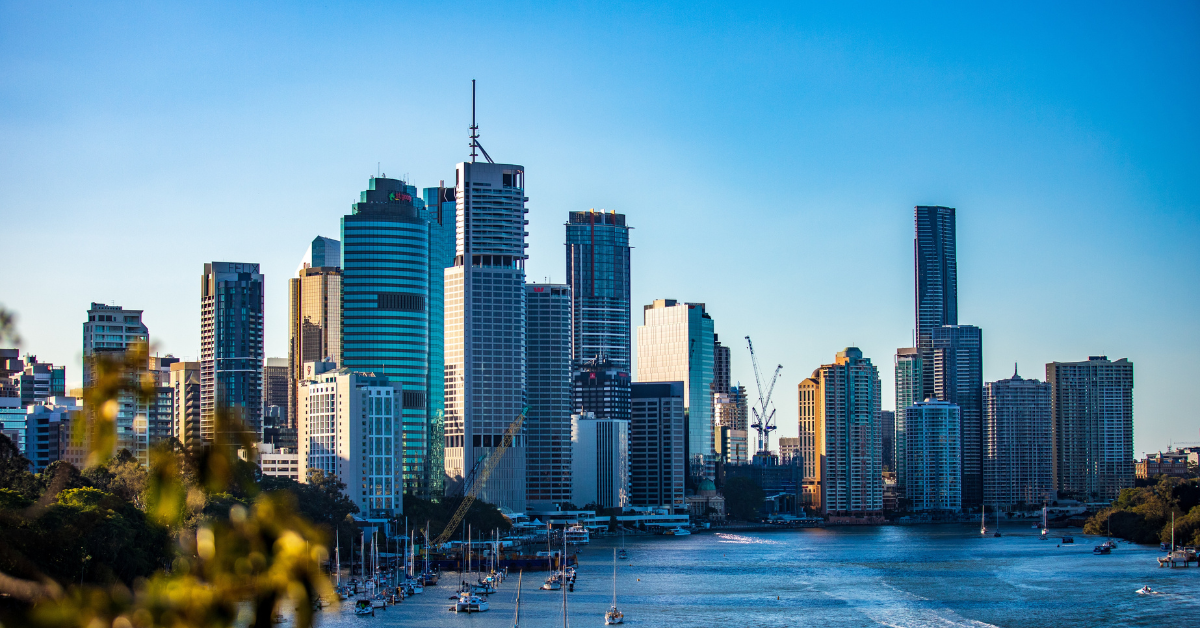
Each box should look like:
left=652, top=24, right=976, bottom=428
left=298, top=360, right=403, bottom=517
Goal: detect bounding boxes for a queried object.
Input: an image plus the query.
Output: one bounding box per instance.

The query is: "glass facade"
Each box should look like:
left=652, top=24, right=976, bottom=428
left=526, top=283, right=572, bottom=509
left=423, top=185, right=457, bottom=500
left=904, top=399, right=962, bottom=512
left=341, top=176, right=430, bottom=497
left=931, top=324, right=983, bottom=509
left=565, top=210, right=631, bottom=367
left=893, top=347, right=923, bottom=498
left=914, top=205, right=958, bottom=398
left=636, top=299, right=715, bottom=480
left=200, top=264, right=264, bottom=441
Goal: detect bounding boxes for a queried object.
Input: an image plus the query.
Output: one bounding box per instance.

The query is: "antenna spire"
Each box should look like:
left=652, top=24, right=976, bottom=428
left=468, top=80, right=494, bottom=164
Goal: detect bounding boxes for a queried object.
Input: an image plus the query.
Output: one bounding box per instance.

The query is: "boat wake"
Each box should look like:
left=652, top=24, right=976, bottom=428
left=815, top=577, right=1002, bottom=628
left=715, top=533, right=780, bottom=545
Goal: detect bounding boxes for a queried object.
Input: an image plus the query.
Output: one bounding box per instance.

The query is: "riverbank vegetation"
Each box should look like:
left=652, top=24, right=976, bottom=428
left=1084, top=476, right=1200, bottom=545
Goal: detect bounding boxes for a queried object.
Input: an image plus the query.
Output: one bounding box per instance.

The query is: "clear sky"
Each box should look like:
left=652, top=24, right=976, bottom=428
left=1, top=1, right=1197, bottom=455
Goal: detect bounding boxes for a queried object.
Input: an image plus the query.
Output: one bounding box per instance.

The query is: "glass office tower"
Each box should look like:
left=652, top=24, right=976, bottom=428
left=341, top=177, right=430, bottom=497
left=423, top=184, right=458, bottom=500
left=443, top=161, right=529, bottom=513
left=565, top=210, right=631, bottom=367
left=636, top=299, right=715, bottom=481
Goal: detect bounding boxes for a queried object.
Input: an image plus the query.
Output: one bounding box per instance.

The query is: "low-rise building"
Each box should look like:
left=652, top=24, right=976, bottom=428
left=1136, top=451, right=1193, bottom=479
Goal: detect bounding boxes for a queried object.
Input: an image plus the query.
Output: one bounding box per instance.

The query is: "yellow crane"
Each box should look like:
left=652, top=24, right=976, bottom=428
left=432, top=406, right=528, bottom=547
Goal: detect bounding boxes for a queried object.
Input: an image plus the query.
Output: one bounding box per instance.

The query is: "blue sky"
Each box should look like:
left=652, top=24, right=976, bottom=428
left=1, top=1, right=1197, bottom=454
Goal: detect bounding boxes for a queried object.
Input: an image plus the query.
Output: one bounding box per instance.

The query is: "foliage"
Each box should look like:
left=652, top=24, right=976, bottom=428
left=1084, top=477, right=1200, bottom=545
left=0, top=433, right=41, bottom=500
left=403, top=494, right=512, bottom=543
left=0, top=338, right=335, bottom=628
left=722, top=476, right=766, bottom=521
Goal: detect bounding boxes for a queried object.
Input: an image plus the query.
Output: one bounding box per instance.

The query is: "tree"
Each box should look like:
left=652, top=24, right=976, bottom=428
left=0, top=433, right=39, bottom=500
left=722, top=476, right=766, bottom=521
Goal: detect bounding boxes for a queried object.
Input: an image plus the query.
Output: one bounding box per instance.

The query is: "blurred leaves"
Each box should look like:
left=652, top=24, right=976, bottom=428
left=0, top=303, right=20, bottom=347
left=0, top=314, right=337, bottom=627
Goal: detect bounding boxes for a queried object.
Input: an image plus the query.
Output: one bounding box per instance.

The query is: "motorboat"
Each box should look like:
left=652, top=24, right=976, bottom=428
left=354, top=599, right=374, bottom=616
left=1136, top=586, right=1155, bottom=595
left=1101, top=540, right=1117, bottom=551
left=450, top=591, right=489, bottom=613
left=473, top=581, right=497, bottom=595
left=1093, top=545, right=1111, bottom=555
left=1062, top=536, right=1074, bottom=544
left=540, top=576, right=562, bottom=591
left=564, top=525, right=591, bottom=545
left=664, top=527, right=691, bottom=536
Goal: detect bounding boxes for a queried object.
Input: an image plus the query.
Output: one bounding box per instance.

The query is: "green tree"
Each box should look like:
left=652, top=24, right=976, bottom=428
left=0, top=433, right=40, bottom=500
left=722, top=476, right=766, bottom=521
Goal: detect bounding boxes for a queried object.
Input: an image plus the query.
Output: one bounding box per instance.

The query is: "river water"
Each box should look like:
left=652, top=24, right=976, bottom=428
left=310, top=524, right=1199, bottom=627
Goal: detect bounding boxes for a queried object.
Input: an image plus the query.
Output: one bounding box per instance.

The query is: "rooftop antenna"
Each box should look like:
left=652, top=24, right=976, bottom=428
left=469, top=80, right=494, bottom=164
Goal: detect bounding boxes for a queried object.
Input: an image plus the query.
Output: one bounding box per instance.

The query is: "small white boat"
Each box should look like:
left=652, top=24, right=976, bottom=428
left=565, top=525, right=591, bottom=544
left=540, top=577, right=562, bottom=591
left=354, top=599, right=374, bottom=616
left=1136, top=585, right=1155, bottom=595
left=664, top=527, right=691, bottom=536
left=451, top=592, right=489, bottom=613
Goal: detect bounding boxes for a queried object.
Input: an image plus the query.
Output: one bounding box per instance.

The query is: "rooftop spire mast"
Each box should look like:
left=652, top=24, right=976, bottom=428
left=469, top=80, right=494, bottom=164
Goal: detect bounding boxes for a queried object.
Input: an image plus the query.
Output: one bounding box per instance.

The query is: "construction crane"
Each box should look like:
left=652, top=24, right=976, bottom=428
left=432, top=406, right=528, bottom=547
left=745, top=336, right=782, bottom=455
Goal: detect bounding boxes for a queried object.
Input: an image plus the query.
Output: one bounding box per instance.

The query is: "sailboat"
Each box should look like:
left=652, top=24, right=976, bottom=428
left=993, top=506, right=1002, bottom=537
left=541, top=527, right=561, bottom=591
left=605, top=548, right=624, bottom=624
left=616, top=528, right=628, bottom=560
left=980, top=509, right=988, bottom=536
left=512, top=570, right=523, bottom=628
left=1040, top=506, right=1049, bottom=539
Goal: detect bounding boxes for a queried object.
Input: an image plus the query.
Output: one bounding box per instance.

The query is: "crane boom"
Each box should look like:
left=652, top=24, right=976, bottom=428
left=432, top=406, right=528, bottom=547
left=745, top=336, right=782, bottom=455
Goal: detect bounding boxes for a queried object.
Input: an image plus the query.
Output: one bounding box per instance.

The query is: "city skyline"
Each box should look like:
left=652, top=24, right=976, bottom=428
left=2, top=2, right=1196, bottom=457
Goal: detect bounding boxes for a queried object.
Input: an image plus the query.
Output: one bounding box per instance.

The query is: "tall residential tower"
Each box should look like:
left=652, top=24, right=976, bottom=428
left=200, top=263, right=264, bottom=441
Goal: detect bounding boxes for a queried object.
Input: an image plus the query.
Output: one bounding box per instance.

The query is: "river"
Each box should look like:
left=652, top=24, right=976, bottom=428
left=310, top=524, right=1200, bottom=627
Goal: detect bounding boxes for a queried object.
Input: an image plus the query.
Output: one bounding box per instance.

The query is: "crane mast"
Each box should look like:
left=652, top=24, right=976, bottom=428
left=745, top=336, right=782, bottom=455
left=432, top=406, right=529, bottom=547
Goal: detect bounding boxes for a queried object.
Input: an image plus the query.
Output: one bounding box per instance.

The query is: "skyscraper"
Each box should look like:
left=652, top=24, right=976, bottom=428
left=893, top=347, right=923, bottom=498
left=636, top=299, right=715, bottom=480
left=565, top=210, right=631, bottom=367
left=341, top=177, right=432, bottom=497
left=914, top=205, right=957, bottom=397
left=298, top=360, right=403, bottom=517
left=930, top=324, right=983, bottom=509
left=443, top=160, right=529, bottom=512
left=879, top=410, right=895, bottom=472
left=200, top=263, right=264, bottom=441
left=170, top=361, right=201, bottom=448
left=984, top=367, right=1053, bottom=508
left=262, top=357, right=292, bottom=448
left=423, top=183, right=458, bottom=500
left=525, top=283, right=572, bottom=510
left=571, top=411, right=629, bottom=509
left=1047, top=356, right=1134, bottom=501
left=288, top=237, right=342, bottom=435
left=84, top=303, right=150, bottom=458
left=903, top=399, right=962, bottom=512
left=629, top=381, right=686, bottom=511
left=797, top=347, right=883, bottom=520
left=713, top=334, right=731, bottom=396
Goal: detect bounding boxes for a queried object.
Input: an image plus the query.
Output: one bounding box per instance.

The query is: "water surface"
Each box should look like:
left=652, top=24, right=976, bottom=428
left=312, top=525, right=1199, bottom=627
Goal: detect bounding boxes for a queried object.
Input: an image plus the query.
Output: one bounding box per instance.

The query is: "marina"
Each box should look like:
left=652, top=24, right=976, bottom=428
left=301, top=524, right=1200, bottom=627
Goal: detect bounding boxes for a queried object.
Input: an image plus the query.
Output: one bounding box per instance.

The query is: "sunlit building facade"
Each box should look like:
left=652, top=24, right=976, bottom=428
left=984, top=368, right=1053, bottom=508
left=565, top=210, right=631, bottom=368
left=443, top=161, right=529, bottom=512
left=636, top=299, right=715, bottom=480
left=200, top=264, right=264, bottom=441
left=1047, top=356, right=1134, bottom=501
